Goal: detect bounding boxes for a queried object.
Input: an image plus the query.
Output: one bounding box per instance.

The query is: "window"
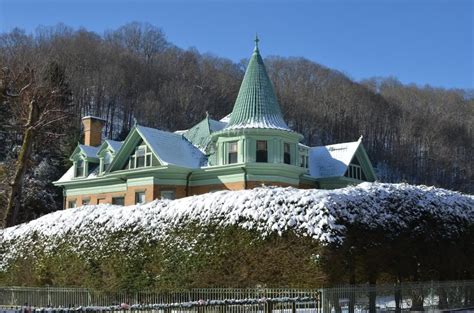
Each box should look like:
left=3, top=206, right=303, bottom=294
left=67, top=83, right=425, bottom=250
left=227, top=141, right=238, bottom=164
left=112, top=197, right=125, bottom=206
left=75, top=160, right=84, bottom=177
left=161, top=190, right=176, bottom=200
left=344, top=157, right=366, bottom=180
left=256, top=140, right=268, bottom=163
left=345, top=164, right=364, bottom=180
left=101, top=153, right=112, bottom=173
left=82, top=198, right=90, bottom=206
left=300, top=154, right=309, bottom=168
left=135, top=192, right=146, bottom=204
left=97, top=198, right=107, bottom=204
left=284, top=143, right=291, bottom=164
left=67, top=200, right=76, bottom=208
left=128, top=144, right=153, bottom=169
left=136, top=147, right=145, bottom=167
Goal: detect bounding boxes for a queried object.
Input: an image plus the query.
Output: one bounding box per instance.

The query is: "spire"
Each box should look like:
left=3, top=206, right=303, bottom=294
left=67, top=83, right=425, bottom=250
left=224, top=36, right=291, bottom=132
left=254, top=33, right=259, bottom=52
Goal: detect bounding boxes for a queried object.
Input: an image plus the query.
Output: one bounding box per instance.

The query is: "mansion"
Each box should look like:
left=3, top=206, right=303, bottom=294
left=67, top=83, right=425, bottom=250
left=54, top=38, right=376, bottom=207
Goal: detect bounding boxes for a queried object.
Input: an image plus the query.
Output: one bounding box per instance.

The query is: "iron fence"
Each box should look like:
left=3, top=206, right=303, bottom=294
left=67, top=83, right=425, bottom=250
left=0, top=287, right=320, bottom=308
left=0, top=280, right=473, bottom=313
left=320, top=280, right=474, bottom=313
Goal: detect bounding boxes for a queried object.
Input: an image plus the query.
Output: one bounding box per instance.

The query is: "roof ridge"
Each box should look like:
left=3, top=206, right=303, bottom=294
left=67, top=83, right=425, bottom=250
left=137, top=124, right=183, bottom=138
left=312, top=139, right=362, bottom=149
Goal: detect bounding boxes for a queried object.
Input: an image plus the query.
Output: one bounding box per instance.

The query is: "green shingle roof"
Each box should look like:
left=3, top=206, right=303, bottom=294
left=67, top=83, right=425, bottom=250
left=184, top=115, right=227, bottom=151
left=225, top=37, right=291, bottom=132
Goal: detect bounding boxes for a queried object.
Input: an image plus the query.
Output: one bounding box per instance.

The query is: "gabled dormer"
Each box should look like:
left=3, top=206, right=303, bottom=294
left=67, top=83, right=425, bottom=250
left=183, top=113, right=227, bottom=153
left=309, top=137, right=377, bottom=182
left=97, top=140, right=123, bottom=174
left=69, top=144, right=100, bottom=179
left=343, top=144, right=377, bottom=182
left=107, top=125, right=206, bottom=172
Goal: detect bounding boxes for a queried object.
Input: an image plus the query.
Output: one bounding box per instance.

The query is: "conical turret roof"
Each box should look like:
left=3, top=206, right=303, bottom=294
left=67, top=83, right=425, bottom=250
left=225, top=36, right=291, bottom=132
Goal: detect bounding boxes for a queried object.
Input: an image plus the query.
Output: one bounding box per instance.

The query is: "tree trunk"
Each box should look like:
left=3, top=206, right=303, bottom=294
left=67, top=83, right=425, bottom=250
left=3, top=99, right=38, bottom=228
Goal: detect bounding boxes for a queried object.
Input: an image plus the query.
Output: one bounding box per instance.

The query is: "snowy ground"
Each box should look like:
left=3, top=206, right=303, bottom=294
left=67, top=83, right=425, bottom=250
left=1, top=182, right=473, bottom=271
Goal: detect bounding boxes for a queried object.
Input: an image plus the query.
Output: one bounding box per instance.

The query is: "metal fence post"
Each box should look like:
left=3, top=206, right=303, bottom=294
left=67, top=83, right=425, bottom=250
left=319, top=288, right=326, bottom=313
left=265, top=300, right=273, bottom=313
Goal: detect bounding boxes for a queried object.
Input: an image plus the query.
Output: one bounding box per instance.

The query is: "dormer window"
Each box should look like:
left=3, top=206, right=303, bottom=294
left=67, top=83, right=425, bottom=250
left=227, top=141, right=238, bottom=164
left=345, top=157, right=367, bottom=180
left=256, top=140, right=268, bottom=162
left=101, top=153, right=112, bottom=173
left=136, top=147, right=145, bottom=167
left=284, top=143, right=291, bottom=164
left=128, top=144, right=153, bottom=169
left=75, top=159, right=85, bottom=177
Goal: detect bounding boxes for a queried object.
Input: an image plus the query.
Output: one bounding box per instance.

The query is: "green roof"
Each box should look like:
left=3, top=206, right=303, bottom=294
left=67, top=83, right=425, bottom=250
left=225, top=36, right=291, bottom=132
left=184, top=114, right=227, bottom=151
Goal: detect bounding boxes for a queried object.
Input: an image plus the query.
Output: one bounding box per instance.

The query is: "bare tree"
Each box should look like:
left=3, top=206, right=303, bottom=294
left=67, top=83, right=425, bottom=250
left=1, top=61, right=71, bottom=227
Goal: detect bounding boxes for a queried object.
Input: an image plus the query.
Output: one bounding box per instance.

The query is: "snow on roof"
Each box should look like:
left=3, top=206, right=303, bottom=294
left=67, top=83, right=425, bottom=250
left=56, top=165, right=75, bottom=183
left=78, top=145, right=100, bottom=159
left=2, top=183, right=473, bottom=270
left=55, top=163, right=100, bottom=184
left=224, top=115, right=293, bottom=132
left=137, top=125, right=205, bottom=168
left=209, top=119, right=227, bottom=132
left=219, top=114, right=231, bottom=123
left=309, top=138, right=361, bottom=178
left=105, top=140, right=123, bottom=153
left=82, top=116, right=107, bottom=122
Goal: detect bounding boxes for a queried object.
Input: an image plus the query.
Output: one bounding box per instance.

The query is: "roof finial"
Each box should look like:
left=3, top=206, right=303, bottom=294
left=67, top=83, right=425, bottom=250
left=254, top=33, right=260, bottom=52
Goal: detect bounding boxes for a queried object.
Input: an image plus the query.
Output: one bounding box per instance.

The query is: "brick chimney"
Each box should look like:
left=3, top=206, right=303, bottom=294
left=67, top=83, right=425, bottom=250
left=82, top=116, right=106, bottom=146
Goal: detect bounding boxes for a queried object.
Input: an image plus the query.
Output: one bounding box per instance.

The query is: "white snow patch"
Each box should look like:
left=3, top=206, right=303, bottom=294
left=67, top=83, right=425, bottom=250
left=1, top=182, right=473, bottom=271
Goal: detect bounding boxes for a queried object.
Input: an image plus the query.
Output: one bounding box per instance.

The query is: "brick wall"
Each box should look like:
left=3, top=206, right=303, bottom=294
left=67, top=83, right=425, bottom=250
left=64, top=180, right=304, bottom=209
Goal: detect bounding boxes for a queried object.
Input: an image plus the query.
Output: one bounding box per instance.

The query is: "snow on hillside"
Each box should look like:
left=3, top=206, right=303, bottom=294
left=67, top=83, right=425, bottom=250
left=1, top=182, right=473, bottom=270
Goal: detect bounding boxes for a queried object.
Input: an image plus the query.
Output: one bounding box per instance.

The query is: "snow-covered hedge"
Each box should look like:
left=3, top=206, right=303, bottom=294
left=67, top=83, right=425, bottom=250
left=1, top=182, right=473, bottom=271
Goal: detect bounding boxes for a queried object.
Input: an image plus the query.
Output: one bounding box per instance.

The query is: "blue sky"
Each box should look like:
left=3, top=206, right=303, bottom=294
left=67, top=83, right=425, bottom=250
left=1, top=0, right=472, bottom=89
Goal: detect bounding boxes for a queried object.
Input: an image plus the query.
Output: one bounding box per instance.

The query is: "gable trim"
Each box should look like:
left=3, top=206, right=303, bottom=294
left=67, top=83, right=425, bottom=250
left=106, top=126, right=163, bottom=173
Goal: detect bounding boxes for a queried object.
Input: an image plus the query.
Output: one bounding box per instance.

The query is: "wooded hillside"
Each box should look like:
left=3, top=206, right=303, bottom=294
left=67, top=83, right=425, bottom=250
left=0, top=23, right=472, bottom=224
